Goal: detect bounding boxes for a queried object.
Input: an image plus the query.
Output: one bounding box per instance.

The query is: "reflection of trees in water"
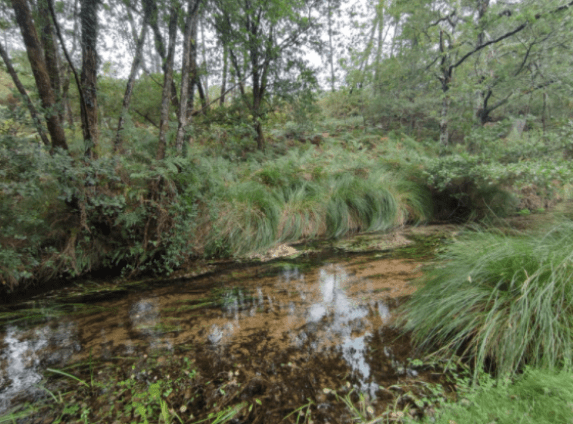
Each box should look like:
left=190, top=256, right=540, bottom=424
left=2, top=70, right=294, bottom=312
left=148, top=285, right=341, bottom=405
left=129, top=298, right=173, bottom=351
left=304, top=265, right=393, bottom=396
left=0, top=322, right=79, bottom=413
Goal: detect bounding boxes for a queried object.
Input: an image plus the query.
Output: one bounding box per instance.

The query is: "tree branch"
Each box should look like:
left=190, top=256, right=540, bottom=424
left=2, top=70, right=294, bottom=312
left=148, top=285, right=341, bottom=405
left=452, top=0, right=573, bottom=71
left=133, top=108, right=159, bottom=128
left=452, top=22, right=527, bottom=70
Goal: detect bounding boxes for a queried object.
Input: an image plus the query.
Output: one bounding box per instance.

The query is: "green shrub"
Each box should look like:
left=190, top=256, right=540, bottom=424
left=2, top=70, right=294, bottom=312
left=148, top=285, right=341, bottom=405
left=400, top=221, right=573, bottom=378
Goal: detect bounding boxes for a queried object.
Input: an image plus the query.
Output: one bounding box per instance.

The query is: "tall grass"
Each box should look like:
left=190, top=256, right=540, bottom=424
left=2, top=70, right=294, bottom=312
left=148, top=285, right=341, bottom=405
left=400, top=221, right=573, bottom=377
left=201, top=146, right=432, bottom=256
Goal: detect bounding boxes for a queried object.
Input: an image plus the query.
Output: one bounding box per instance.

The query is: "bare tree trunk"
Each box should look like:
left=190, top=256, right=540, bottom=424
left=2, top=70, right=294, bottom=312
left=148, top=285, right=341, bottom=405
left=0, top=42, right=50, bottom=146
left=542, top=91, right=547, bottom=137
left=327, top=0, right=335, bottom=92
left=200, top=17, right=209, bottom=103
left=220, top=44, right=228, bottom=105
left=143, top=0, right=180, bottom=114
left=439, top=89, right=450, bottom=146
left=255, top=119, right=264, bottom=150
left=61, top=66, right=74, bottom=127
left=10, top=0, right=67, bottom=151
left=38, top=0, right=63, bottom=124
left=115, top=18, right=148, bottom=151
left=61, top=0, right=79, bottom=128
left=187, top=10, right=198, bottom=115
left=157, top=6, right=178, bottom=160
left=439, top=30, right=451, bottom=146
left=189, top=11, right=208, bottom=114
left=474, top=0, right=490, bottom=124
left=373, top=3, right=385, bottom=92
left=80, top=0, right=99, bottom=159
left=252, top=69, right=265, bottom=150
left=176, top=0, right=197, bottom=153
left=196, top=76, right=208, bottom=111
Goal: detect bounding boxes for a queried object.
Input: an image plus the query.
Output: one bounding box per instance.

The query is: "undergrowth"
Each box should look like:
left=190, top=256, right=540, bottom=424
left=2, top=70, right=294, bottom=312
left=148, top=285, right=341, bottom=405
left=2, top=112, right=573, bottom=296
left=0, top=131, right=432, bottom=295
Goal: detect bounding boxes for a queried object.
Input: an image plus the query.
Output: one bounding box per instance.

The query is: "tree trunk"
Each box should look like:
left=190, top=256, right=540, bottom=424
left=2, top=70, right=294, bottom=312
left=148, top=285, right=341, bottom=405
left=542, top=91, right=547, bottom=137
left=80, top=0, right=99, bottom=159
left=38, top=0, right=63, bottom=124
left=11, top=0, right=67, bottom=151
left=115, top=18, right=148, bottom=151
left=0, top=42, right=50, bottom=146
left=373, top=3, right=385, bottom=92
left=200, top=18, right=209, bottom=103
left=196, top=76, right=208, bottom=112
left=143, top=0, right=180, bottom=114
left=254, top=119, right=264, bottom=151
left=61, top=0, right=79, bottom=128
left=474, top=0, right=490, bottom=124
left=187, top=10, right=198, bottom=116
left=439, top=88, right=450, bottom=146
left=252, top=82, right=265, bottom=150
left=439, top=29, right=451, bottom=147
left=327, top=0, right=335, bottom=92
left=176, top=0, right=196, bottom=153
left=157, top=6, right=178, bottom=160
left=220, top=45, right=228, bottom=105
left=61, top=66, right=74, bottom=127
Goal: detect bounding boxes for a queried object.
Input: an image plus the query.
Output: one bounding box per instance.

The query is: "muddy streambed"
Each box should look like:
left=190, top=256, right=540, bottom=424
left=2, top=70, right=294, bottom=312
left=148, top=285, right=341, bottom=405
left=0, top=233, right=454, bottom=423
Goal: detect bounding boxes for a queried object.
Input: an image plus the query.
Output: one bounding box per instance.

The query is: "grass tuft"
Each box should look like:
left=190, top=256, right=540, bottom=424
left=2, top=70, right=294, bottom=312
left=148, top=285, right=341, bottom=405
left=400, top=221, right=573, bottom=378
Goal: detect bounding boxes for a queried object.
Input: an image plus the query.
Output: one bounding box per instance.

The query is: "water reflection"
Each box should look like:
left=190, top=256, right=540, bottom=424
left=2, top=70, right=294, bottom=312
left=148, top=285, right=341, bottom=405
left=129, top=297, right=173, bottom=352
left=304, top=266, right=380, bottom=395
left=0, top=322, right=79, bottom=412
left=0, top=255, right=420, bottom=416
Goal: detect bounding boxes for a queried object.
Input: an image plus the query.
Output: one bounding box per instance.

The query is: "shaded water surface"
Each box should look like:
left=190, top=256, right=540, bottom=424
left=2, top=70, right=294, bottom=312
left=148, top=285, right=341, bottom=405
left=0, top=253, right=444, bottom=422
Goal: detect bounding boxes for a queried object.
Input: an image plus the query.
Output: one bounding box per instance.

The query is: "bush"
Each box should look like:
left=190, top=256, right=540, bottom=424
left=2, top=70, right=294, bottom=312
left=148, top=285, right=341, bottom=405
left=400, top=221, right=573, bottom=378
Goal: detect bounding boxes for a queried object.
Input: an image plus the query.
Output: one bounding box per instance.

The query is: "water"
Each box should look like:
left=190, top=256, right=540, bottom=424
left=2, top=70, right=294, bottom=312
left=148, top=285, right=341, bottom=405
left=0, top=252, right=445, bottom=423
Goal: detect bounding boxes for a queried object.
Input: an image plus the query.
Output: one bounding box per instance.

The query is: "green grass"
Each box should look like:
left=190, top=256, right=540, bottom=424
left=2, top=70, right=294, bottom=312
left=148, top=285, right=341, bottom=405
left=202, top=146, right=432, bottom=256
left=400, top=221, right=573, bottom=378
left=420, top=368, right=573, bottom=424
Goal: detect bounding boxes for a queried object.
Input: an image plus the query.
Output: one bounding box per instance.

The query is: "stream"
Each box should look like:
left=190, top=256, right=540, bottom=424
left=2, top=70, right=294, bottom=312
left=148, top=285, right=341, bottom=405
left=0, top=231, right=452, bottom=423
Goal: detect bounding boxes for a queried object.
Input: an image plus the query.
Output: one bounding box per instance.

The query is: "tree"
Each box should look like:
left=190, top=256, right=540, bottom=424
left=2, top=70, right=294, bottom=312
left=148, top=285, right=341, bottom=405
left=156, top=4, right=178, bottom=160
left=176, top=0, right=203, bottom=152
left=211, top=0, right=322, bottom=150
left=80, top=0, right=99, bottom=158
left=0, top=42, right=50, bottom=146
left=142, top=0, right=180, bottom=114
left=37, top=0, right=63, bottom=125
left=386, top=0, right=573, bottom=145
left=10, top=0, right=68, bottom=151
left=115, top=1, right=149, bottom=151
